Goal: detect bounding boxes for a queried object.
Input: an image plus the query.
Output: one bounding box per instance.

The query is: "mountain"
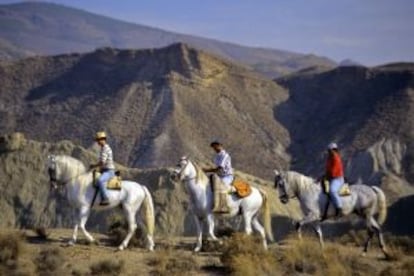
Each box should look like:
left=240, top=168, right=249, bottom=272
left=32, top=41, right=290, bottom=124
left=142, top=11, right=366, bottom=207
left=0, top=2, right=336, bottom=77
left=275, top=63, right=414, bottom=201
left=0, top=43, right=290, bottom=179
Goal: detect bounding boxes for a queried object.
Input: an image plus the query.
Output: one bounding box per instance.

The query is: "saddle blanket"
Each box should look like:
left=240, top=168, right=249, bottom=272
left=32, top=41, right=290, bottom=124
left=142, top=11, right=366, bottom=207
left=106, top=176, right=122, bottom=190
left=232, top=178, right=252, bottom=198
left=93, top=171, right=122, bottom=190
left=323, top=180, right=351, bottom=196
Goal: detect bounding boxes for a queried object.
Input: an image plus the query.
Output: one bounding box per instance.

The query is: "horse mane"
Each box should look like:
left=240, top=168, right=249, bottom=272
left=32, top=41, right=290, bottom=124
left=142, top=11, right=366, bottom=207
left=191, top=161, right=209, bottom=186
left=286, top=170, right=317, bottom=193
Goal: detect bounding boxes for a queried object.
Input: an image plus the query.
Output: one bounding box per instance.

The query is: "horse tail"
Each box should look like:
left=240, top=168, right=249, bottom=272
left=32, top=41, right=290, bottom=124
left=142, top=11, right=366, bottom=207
left=372, top=186, right=387, bottom=225
left=142, top=186, right=155, bottom=237
left=259, top=189, right=274, bottom=242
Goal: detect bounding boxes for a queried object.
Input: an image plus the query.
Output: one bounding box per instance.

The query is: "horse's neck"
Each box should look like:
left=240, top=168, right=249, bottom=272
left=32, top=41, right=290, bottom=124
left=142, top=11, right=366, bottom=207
left=186, top=162, right=209, bottom=193
left=289, top=172, right=317, bottom=197
left=58, top=156, right=86, bottom=182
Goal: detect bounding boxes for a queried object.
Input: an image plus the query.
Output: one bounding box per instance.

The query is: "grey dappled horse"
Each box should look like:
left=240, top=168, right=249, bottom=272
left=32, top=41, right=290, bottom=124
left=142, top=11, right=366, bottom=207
left=274, top=170, right=389, bottom=257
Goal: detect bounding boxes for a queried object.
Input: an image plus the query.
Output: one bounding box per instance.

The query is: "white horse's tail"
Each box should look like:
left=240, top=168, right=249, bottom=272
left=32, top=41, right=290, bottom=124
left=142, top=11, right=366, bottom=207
left=259, top=189, right=274, bottom=242
left=142, top=186, right=155, bottom=237
left=372, top=186, right=387, bottom=225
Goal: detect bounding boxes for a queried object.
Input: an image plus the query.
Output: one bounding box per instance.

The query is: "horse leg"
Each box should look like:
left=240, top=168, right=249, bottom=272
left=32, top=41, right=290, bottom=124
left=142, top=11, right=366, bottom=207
left=296, top=214, right=317, bottom=241
left=363, top=228, right=374, bottom=255
left=207, top=213, right=218, bottom=240
left=68, top=208, right=79, bottom=245
left=369, top=217, right=388, bottom=257
left=243, top=211, right=253, bottom=235
left=79, top=206, right=95, bottom=243
left=312, top=223, right=324, bottom=249
left=118, top=205, right=138, bottom=251
left=193, top=215, right=203, bottom=252
left=252, top=215, right=267, bottom=249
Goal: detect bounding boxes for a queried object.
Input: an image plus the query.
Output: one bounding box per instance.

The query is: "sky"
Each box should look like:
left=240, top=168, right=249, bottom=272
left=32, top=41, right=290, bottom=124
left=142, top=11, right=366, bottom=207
left=1, top=0, right=414, bottom=65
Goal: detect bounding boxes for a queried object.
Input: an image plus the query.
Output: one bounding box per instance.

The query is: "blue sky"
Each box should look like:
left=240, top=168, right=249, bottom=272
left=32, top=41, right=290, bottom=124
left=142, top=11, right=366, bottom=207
left=1, top=0, right=414, bottom=65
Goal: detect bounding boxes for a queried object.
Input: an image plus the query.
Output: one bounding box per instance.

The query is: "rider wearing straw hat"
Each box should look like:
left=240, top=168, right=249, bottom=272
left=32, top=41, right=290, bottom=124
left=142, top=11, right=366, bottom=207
left=325, top=142, right=344, bottom=217
left=90, top=131, right=115, bottom=206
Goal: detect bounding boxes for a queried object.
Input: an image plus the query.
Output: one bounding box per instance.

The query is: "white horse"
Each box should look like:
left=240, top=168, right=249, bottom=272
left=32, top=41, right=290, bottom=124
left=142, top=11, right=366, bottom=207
left=47, top=155, right=155, bottom=251
left=171, top=157, right=274, bottom=252
left=273, top=170, right=388, bottom=257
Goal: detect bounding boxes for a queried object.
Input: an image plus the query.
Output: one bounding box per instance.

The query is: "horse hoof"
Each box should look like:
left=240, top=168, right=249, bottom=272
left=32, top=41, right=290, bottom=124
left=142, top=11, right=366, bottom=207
left=117, top=245, right=125, bottom=251
left=194, top=247, right=201, bottom=253
left=361, top=252, right=367, bottom=257
left=67, top=240, right=75, bottom=246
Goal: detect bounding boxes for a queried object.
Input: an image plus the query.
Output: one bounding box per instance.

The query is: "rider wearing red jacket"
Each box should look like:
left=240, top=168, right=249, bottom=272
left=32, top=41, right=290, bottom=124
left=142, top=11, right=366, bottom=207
left=325, top=142, right=344, bottom=217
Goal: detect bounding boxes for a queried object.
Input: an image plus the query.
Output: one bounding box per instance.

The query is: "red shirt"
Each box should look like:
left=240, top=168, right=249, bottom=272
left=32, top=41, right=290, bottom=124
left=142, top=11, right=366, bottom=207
left=326, top=151, right=344, bottom=179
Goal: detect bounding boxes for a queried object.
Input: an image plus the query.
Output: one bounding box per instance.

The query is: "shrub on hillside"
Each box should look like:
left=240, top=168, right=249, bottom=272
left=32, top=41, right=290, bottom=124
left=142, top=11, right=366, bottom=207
left=220, top=233, right=279, bottom=275
left=35, top=247, right=66, bottom=276
left=148, top=247, right=199, bottom=276
left=0, top=232, right=25, bottom=273
left=107, top=214, right=145, bottom=248
left=89, top=259, right=124, bottom=276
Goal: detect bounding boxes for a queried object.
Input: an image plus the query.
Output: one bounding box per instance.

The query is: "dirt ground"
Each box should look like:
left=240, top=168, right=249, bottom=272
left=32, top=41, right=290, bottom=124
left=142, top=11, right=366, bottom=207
left=2, top=228, right=413, bottom=276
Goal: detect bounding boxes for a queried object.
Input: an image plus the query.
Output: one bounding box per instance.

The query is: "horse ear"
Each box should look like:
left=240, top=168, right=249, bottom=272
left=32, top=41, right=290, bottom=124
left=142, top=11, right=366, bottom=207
left=274, top=169, right=280, bottom=176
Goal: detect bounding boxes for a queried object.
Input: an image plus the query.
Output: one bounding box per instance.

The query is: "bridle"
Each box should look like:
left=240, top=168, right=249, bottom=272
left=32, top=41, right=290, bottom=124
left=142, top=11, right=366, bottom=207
left=274, top=173, right=290, bottom=203
left=172, top=157, right=197, bottom=182
left=48, top=156, right=84, bottom=189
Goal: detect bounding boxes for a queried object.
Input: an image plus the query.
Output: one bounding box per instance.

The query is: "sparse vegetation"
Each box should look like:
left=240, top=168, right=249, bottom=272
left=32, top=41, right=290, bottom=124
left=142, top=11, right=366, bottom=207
left=148, top=247, right=199, bottom=276
left=0, top=231, right=25, bottom=274
left=220, top=233, right=279, bottom=275
left=35, top=247, right=66, bottom=276
left=89, top=259, right=124, bottom=276
left=107, top=213, right=146, bottom=248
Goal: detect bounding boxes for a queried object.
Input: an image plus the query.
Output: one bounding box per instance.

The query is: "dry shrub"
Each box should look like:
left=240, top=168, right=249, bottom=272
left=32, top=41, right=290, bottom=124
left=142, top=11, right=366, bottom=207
left=0, top=232, right=25, bottom=274
left=384, top=234, right=414, bottom=256
left=33, top=227, right=50, bottom=240
left=148, top=248, right=199, bottom=276
left=381, top=259, right=414, bottom=276
left=35, top=247, right=66, bottom=276
left=89, top=259, right=124, bottom=276
left=280, top=235, right=380, bottom=276
left=337, top=230, right=367, bottom=246
left=107, top=214, right=145, bottom=248
left=220, top=233, right=279, bottom=275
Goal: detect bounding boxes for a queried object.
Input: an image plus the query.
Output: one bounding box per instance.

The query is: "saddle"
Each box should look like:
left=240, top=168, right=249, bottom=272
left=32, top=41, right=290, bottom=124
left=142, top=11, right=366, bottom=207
left=93, top=170, right=122, bottom=190
left=232, top=178, right=252, bottom=198
left=322, top=178, right=351, bottom=196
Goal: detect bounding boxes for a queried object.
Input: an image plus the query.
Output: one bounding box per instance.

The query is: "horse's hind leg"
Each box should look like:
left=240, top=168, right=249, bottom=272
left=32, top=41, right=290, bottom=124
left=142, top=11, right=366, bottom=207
left=243, top=211, right=253, bottom=235
left=252, top=215, right=267, bottom=249
left=118, top=205, right=138, bottom=251
left=79, top=206, right=95, bottom=243
left=363, top=228, right=374, bottom=255
left=369, top=217, right=388, bottom=257
left=312, top=223, right=324, bottom=249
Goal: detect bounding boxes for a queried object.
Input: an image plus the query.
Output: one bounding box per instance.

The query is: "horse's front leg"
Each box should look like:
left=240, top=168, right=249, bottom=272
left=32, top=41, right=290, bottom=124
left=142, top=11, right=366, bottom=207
left=68, top=208, right=79, bottom=246
left=78, top=206, right=95, bottom=244
left=193, top=214, right=203, bottom=252
left=118, top=205, right=138, bottom=251
left=296, top=213, right=319, bottom=241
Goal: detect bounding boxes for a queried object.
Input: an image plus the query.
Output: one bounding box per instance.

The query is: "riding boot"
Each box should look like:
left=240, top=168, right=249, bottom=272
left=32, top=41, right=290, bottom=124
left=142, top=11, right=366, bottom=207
left=335, top=208, right=344, bottom=218
left=211, top=175, right=221, bottom=213
left=100, top=192, right=110, bottom=206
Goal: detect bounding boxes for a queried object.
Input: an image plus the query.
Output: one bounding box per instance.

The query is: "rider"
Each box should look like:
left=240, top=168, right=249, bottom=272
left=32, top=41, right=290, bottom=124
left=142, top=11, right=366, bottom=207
left=325, top=142, right=345, bottom=217
left=203, top=141, right=234, bottom=213
left=90, top=131, right=115, bottom=206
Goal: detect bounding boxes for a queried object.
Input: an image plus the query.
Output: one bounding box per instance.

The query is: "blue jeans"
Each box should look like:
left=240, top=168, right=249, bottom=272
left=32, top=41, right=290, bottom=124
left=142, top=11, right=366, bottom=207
left=329, top=177, right=344, bottom=209
left=220, top=175, right=234, bottom=186
left=98, top=170, right=115, bottom=200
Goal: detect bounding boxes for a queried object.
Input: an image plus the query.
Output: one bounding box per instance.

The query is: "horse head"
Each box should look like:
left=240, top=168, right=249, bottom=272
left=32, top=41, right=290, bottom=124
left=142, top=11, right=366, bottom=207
left=274, top=170, right=290, bottom=204
left=47, top=154, right=59, bottom=190
left=170, top=156, right=195, bottom=182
